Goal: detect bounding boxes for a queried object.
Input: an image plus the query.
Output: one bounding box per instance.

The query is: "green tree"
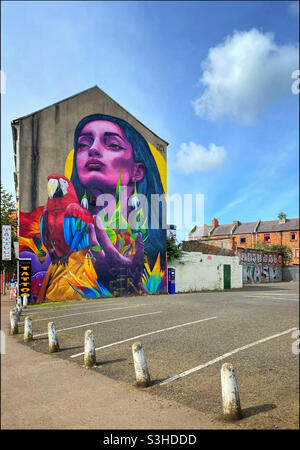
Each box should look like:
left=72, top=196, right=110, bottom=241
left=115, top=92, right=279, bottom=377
left=0, top=184, right=18, bottom=273
left=167, top=235, right=184, bottom=262
left=269, top=244, right=292, bottom=265
left=251, top=241, right=292, bottom=266
left=278, top=212, right=287, bottom=220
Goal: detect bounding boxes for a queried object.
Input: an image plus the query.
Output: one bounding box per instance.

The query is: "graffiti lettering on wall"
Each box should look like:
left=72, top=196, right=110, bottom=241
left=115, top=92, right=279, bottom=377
left=238, top=249, right=282, bottom=283
left=19, top=115, right=167, bottom=303
left=242, top=263, right=281, bottom=283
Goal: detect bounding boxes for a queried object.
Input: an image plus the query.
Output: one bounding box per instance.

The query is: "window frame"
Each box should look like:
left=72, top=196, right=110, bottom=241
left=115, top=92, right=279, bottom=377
left=240, top=236, right=246, bottom=244
left=290, top=232, right=297, bottom=242
left=264, top=233, right=271, bottom=243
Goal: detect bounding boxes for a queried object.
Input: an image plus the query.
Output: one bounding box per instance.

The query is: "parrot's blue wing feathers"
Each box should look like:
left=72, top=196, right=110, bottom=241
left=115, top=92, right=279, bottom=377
left=64, top=217, right=89, bottom=252
left=40, top=216, right=44, bottom=245
left=71, top=228, right=84, bottom=251
left=64, top=217, right=71, bottom=247
left=64, top=217, right=71, bottom=246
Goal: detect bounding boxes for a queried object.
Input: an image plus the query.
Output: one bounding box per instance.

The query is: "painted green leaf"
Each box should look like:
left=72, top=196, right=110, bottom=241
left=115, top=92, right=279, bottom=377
left=90, top=246, right=102, bottom=252
left=33, top=236, right=43, bottom=251
left=105, top=228, right=117, bottom=244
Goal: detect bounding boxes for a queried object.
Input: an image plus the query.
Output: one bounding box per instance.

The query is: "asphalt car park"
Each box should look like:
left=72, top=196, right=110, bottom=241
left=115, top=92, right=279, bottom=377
left=14, top=281, right=299, bottom=429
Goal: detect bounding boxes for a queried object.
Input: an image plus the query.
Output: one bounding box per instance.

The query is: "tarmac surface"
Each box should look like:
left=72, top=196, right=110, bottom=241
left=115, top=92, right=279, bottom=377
left=1, top=281, right=299, bottom=430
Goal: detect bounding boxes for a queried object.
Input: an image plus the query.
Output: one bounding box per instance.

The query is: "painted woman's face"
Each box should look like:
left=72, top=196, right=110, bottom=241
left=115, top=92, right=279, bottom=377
left=76, top=120, right=144, bottom=194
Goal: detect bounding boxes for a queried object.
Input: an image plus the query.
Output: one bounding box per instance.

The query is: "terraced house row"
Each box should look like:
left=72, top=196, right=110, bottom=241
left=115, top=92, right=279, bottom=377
left=188, top=216, right=299, bottom=266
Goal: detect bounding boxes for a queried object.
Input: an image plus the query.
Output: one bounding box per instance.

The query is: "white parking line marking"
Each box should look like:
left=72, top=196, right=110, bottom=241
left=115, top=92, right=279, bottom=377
left=159, top=327, right=298, bottom=386
left=244, top=295, right=298, bottom=302
left=19, top=304, right=150, bottom=325
left=25, top=301, right=129, bottom=314
left=34, top=311, right=162, bottom=337
left=70, top=316, right=217, bottom=358
left=245, top=293, right=297, bottom=296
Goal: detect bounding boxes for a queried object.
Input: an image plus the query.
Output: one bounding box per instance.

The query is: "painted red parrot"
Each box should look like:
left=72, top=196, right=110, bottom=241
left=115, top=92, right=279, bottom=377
left=40, top=174, right=93, bottom=265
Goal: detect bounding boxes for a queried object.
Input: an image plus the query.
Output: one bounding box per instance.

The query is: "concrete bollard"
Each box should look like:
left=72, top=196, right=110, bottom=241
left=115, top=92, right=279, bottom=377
left=24, top=317, right=33, bottom=342
left=10, top=309, right=18, bottom=335
left=13, top=306, right=19, bottom=320
left=17, top=297, right=22, bottom=314
left=48, top=322, right=59, bottom=353
left=16, top=305, right=22, bottom=318
left=132, top=342, right=150, bottom=387
left=17, top=307, right=22, bottom=322
left=221, top=363, right=243, bottom=421
left=23, top=294, right=28, bottom=308
left=84, top=330, right=96, bottom=367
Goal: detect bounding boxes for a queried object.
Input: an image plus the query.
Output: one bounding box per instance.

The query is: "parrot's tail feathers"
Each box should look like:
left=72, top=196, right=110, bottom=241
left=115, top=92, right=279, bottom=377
left=59, top=254, right=70, bottom=266
left=51, top=253, right=70, bottom=267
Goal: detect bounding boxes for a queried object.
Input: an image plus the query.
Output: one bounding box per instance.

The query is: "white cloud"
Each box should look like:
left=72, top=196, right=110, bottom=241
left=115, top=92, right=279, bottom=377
left=224, top=197, right=246, bottom=210
left=192, top=28, right=299, bottom=123
left=288, top=1, right=299, bottom=16
left=176, top=142, right=226, bottom=174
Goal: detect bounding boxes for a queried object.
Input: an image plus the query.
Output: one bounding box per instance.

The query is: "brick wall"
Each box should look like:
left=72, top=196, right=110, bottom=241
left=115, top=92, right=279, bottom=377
left=233, top=234, right=253, bottom=249
left=182, top=238, right=235, bottom=256
left=196, top=231, right=299, bottom=265
left=256, top=231, right=299, bottom=265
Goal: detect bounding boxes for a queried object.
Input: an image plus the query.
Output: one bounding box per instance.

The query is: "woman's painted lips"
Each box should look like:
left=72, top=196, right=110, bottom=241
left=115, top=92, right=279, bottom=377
left=85, top=159, right=105, bottom=170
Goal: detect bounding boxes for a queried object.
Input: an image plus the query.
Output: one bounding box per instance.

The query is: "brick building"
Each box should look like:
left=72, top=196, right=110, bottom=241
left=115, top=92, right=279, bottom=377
left=188, top=216, right=299, bottom=266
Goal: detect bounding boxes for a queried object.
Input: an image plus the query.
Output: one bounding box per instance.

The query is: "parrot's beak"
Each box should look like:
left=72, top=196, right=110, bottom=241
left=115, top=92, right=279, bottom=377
left=47, top=178, right=59, bottom=199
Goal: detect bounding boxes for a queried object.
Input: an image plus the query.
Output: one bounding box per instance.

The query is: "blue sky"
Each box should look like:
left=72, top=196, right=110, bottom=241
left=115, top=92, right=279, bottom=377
left=1, top=1, right=299, bottom=241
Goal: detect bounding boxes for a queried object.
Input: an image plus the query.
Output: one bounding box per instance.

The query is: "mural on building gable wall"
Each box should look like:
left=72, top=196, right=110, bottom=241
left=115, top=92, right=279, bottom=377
left=19, top=114, right=167, bottom=303
left=238, top=249, right=282, bottom=283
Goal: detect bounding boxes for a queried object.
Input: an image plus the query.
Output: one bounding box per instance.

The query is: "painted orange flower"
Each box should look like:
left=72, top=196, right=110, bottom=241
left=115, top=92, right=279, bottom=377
left=20, top=206, right=44, bottom=238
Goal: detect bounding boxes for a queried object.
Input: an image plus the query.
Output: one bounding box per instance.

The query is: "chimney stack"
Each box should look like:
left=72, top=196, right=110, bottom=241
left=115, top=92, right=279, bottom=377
left=278, top=213, right=287, bottom=224
left=212, top=218, right=219, bottom=228
left=231, top=220, right=240, bottom=234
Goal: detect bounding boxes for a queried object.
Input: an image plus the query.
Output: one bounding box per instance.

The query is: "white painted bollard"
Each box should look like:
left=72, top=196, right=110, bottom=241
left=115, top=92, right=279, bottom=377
left=17, top=297, right=22, bottom=313
left=10, top=309, right=18, bottom=335
left=23, top=294, right=28, bottom=308
left=48, top=322, right=59, bottom=353
left=13, top=306, right=19, bottom=318
left=17, top=307, right=22, bottom=322
left=221, top=363, right=242, bottom=421
left=132, top=342, right=150, bottom=387
left=24, top=317, right=33, bottom=342
left=84, top=330, right=96, bottom=367
left=16, top=304, right=22, bottom=318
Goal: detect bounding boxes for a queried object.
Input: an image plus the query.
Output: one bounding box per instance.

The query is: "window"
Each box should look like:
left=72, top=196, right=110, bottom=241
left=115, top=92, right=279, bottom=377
left=264, top=234, right=271, bottom=242
left=240, top=236, right=246, bottom=244
left=296, top=249, right=299, bottom=258
left=290, top=232, right=297, bottom=241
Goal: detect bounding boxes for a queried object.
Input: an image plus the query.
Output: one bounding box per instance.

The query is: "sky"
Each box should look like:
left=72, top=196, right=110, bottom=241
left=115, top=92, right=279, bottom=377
left=1, top=0, right=299, bottom=241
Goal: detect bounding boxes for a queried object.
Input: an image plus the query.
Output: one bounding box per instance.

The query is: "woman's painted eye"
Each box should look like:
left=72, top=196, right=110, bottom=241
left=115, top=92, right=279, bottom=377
left=109, top=143, right=123, bottom=150
left=78, top=143, right=90, bottom=150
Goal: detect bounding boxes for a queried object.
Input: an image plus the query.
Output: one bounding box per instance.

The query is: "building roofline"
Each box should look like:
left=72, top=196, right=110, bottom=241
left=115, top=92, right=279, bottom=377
left=208, top=218, right=299, bottom=236
left=11, top=85, right=169, bottom=146
left=213, top=218, right=299, bottom=228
